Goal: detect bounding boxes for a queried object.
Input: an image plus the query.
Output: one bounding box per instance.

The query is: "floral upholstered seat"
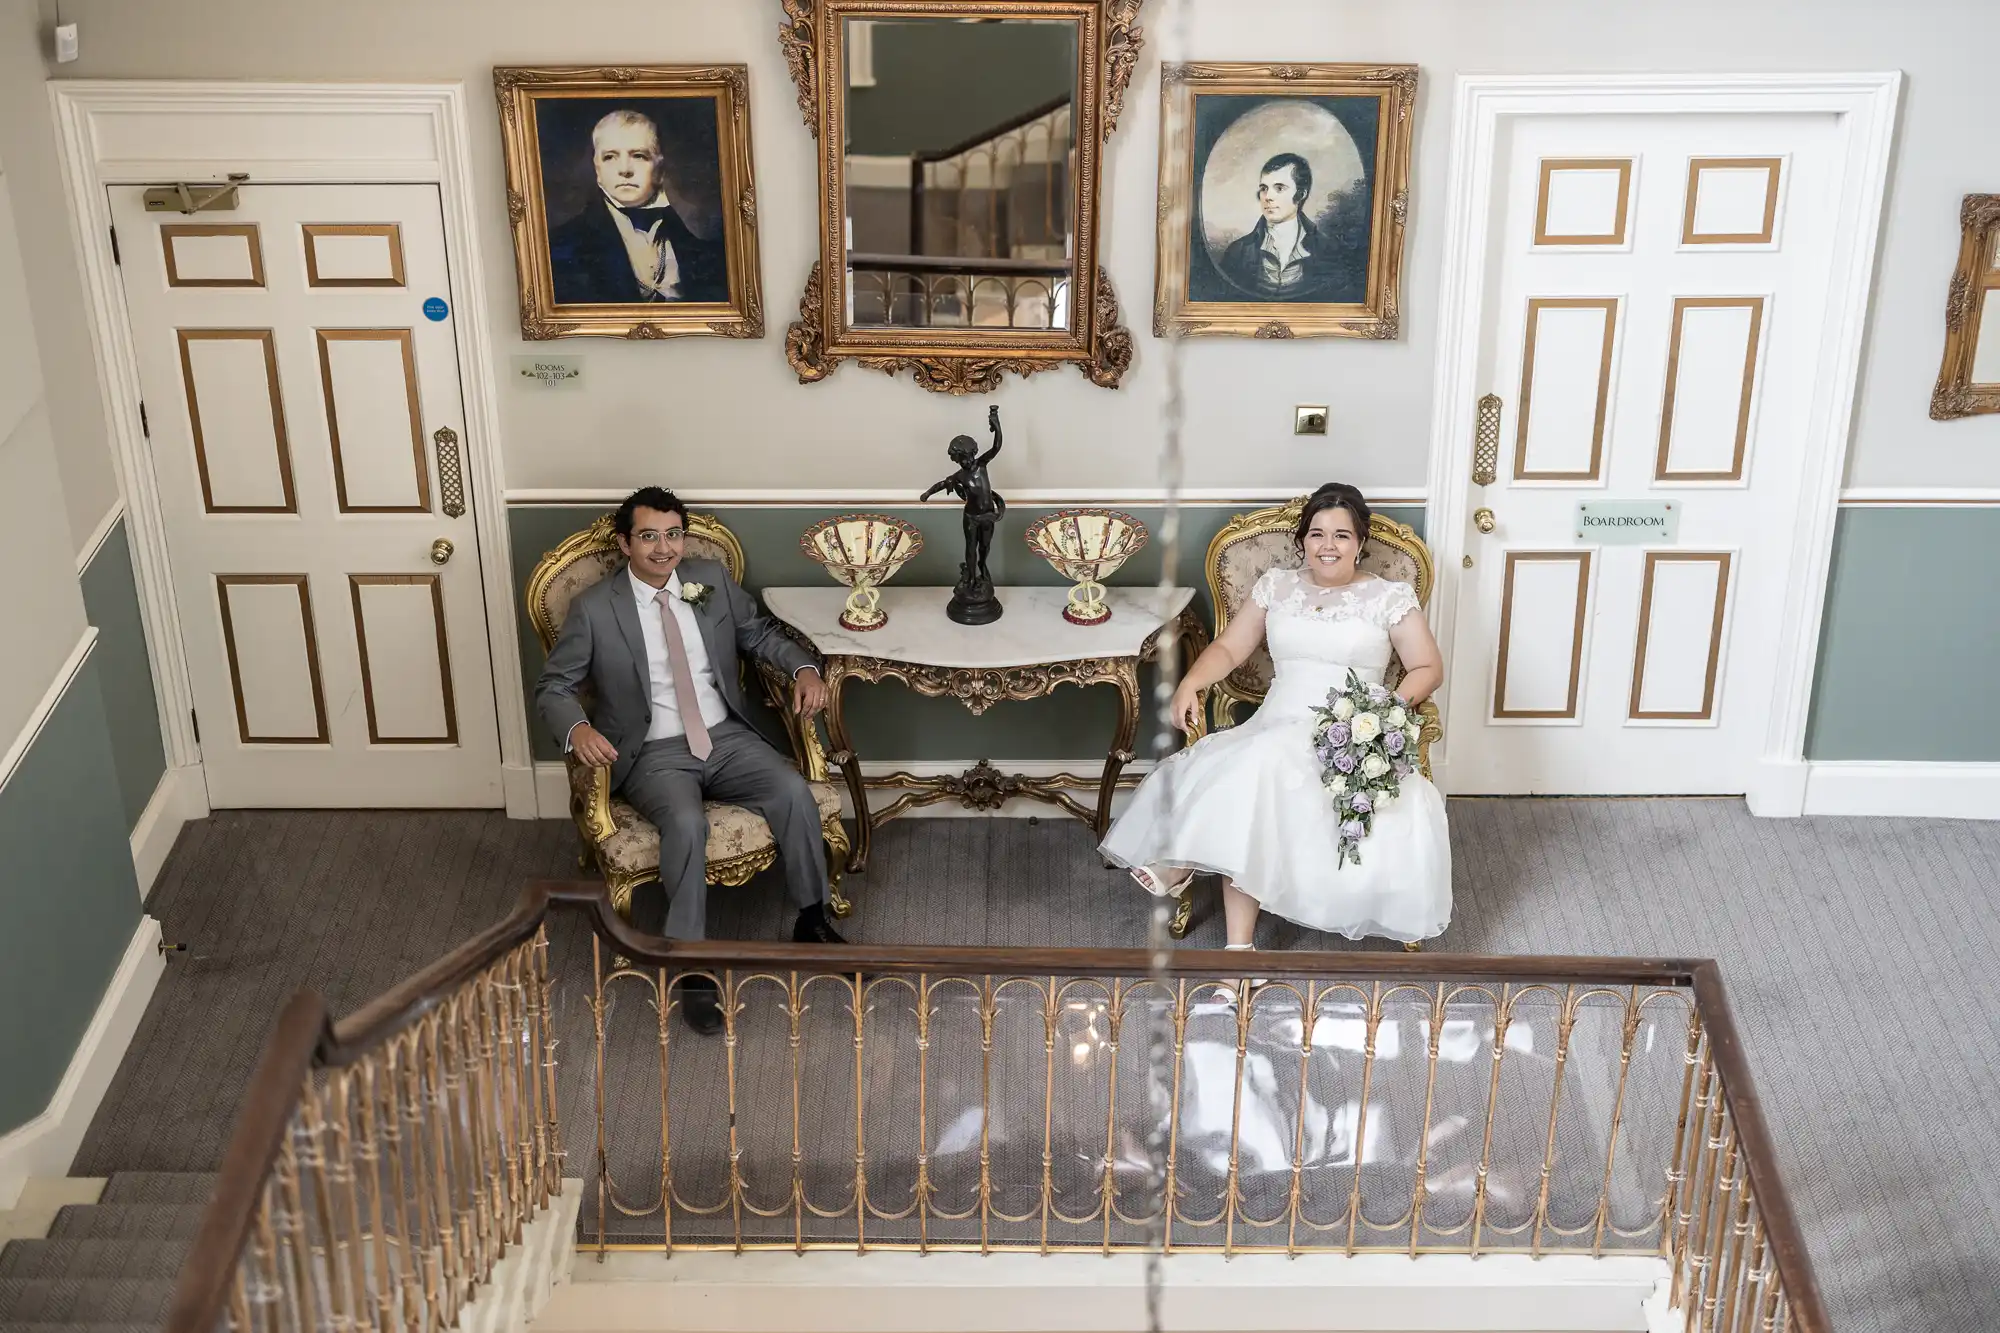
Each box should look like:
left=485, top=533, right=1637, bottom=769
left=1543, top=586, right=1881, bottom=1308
left=1202, top=500, right=1442, bottom=778
left=524, top=514, right=851, bottom=923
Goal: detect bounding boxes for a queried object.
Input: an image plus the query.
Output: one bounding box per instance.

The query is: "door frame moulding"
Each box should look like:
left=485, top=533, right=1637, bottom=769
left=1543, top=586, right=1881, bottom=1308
left=1421, top=72, right=1902, bottom=815
left=47, top=82, right=533, bottom=816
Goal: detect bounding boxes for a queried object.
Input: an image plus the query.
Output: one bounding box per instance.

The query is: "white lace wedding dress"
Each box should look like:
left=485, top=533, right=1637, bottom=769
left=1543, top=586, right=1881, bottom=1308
left=1101, top=568, right=1452, bottom=943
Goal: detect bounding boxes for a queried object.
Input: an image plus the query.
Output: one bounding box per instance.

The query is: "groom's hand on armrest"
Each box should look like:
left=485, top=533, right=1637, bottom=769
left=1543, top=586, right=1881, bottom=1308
left=567, top=722, right=620, bottom=768
left=791, top=666, right=829, bottom=718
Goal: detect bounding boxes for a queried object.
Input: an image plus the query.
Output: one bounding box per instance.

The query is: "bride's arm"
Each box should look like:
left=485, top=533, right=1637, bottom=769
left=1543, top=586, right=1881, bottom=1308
left=1165, top=602, right=1267, bottom=731
left=1386, top=610, right=1443, bottom=706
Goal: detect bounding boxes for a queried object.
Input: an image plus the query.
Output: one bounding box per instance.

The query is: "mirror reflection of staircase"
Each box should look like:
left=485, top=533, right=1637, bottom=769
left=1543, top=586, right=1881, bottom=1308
left=0, top=1172, right=217, bottom=1329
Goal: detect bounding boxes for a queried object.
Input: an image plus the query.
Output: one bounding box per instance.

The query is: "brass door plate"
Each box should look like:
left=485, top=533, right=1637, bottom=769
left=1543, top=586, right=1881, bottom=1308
left=1295, top=405, right=1329, bottom=435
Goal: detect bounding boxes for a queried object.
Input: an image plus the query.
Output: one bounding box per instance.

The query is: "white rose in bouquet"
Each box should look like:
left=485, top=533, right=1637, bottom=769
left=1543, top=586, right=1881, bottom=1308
left=1326, top=773, right=1349, bottom=795
left=1351, top=712, right=1381, bottom=744
left=1387, top=705, right=1407, bottom=728
left=1361, top=753, right=1391, bottom=779
left=1406, top=721, right=1422, bottom=743
left=1332, top=696, right=1355, bottom=721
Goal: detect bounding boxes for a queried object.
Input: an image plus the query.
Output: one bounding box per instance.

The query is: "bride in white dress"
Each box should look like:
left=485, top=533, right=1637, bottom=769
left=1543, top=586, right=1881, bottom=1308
left=1101, top=484, right=1452, bottom=952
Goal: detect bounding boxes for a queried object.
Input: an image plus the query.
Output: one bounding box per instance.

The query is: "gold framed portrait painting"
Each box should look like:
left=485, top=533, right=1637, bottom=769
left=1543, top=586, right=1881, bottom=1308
left=1931, top=193, right=2000, bottom=420
left=495, top=64, right=765, bottom=340
left=1153, top=63, right=1417, bottom=340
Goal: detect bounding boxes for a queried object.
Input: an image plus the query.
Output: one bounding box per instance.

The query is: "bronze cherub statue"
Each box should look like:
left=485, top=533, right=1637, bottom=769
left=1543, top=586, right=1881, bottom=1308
left=920, top=404, right=1007, bottom=625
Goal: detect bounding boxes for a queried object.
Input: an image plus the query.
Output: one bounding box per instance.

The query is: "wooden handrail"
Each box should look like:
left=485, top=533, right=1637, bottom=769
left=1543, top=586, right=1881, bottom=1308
left=169, top=877, right=1827, bottom=1333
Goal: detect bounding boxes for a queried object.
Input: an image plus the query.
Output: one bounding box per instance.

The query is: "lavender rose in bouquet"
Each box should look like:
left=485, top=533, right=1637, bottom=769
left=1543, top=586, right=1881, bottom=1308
left=1308, top=669, right=1425, bottom=866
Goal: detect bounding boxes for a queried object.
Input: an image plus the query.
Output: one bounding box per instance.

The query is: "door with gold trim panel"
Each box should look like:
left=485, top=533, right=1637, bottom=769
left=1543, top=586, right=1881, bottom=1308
left=112, top=184, right=501, bottom=807
left=1444, top=114, right=1838, bottom=794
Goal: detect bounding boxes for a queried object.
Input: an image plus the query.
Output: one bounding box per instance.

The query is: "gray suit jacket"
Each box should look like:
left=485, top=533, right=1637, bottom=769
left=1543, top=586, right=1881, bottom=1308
left=534, top=558, right=815, bottom=794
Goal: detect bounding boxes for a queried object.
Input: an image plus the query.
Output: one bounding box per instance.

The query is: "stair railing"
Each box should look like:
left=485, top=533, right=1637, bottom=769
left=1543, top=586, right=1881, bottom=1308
left=170, top=881, right=1828, bottom=1333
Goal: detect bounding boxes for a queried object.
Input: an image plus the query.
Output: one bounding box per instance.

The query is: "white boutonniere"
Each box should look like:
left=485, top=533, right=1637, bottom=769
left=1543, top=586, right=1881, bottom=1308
left=677, top=581, right=713, bottom=610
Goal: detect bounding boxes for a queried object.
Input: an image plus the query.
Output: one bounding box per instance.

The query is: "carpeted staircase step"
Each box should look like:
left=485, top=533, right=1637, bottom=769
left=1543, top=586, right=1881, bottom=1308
left=96, top=1172, right=218, bottom=1208
left=0, top=1237, right=194, bottom=1281
left=45, top=1203, right=207, bottom=1241
left=0, top=1277, right=177, bottom=1324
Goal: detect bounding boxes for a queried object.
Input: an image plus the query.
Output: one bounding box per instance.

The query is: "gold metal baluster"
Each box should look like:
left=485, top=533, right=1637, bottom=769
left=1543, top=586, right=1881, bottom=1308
left=1100, top=980, right=1124, bottom=1256
left=1701, top=1127, right=1743, bottom=1332
left=725, top=968, right=746, bottom=1253
left=789, top=971, right=806, bottom=1255
left=1758, top=1251, right=1785, bottom=1333
left=1722, top=1203, right=1762, bottom=1333
left=1681, top=1072, right=1728, bottom=1333
left=1531, top=985, right=1580, bottom=1258
left=1661, top=1012, right=1705, bottom=1269
left=1470, top=986, right=1512, bottom=1258
left=852, top=970, right=868, bottom=1255
left=534, top=928, right=563, bottom=1202
left=420, top=1018, right=463, bottom=1321
left=1343, top=982, right=1384, bottom=1256
left=1408, top=984, right=1445, bottom=1258
left=1222, top=978, right=1254, bottom=1256
left=378, top=1044, right=421, bottom=1332
left=1038, top=979, right=1058, bottom=1255
left=299, top=1090, right=352, bottom=1333
left=227, top=1261, right=251, bottom=1333
left=465, top=992, right=503, bottom=1275
left=331, top=1071, right=376, bottom=1333
left=356, top=1063, right=399, bottom=1333
left=1162, top=980, right=1189, bottom=1254
left=1287, top=982, right=1320, bottom=1259
left=1670, top=1048, right=1718, bottom=1315
left=658, top=963, right=674, bottom=1253
left=275, top=1127, right=313, bottom=1331
left=589, top=938, right=609, bottom=1258
left=1591, top=989, right=1644, bottom=1257
left=918, top=973, right=935, bottom=1256
left=252, top=1177, right=285, bottom=1333
left=978, top=976, right=995, bottom=1256
left=494, top=960, right=527, bottom=1242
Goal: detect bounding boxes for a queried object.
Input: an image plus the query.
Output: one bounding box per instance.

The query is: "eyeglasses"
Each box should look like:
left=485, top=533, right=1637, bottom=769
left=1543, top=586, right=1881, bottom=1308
left=631, top=528, right=685, bottom=545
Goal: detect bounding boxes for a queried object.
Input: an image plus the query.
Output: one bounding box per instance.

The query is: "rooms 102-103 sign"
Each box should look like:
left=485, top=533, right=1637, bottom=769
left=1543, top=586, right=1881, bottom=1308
left=1575, top=501, right=1678, bottom=544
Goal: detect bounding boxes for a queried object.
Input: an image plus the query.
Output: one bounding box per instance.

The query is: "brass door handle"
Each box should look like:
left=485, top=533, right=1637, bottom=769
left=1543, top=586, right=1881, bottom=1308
left=430, top=538, right=455, bottom=565
left=1473, top=507, right=1497, bottom=534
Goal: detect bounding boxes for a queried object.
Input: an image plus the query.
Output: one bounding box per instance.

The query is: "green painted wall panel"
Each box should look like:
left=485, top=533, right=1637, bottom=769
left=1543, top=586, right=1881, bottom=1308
left=78, top=518, right=166, bottom=832
left=1805, top=508, right=2000, bottom=760
left=509, top=501, right=1424, bottom=763
left=0, top=655, right=143, bottom=1134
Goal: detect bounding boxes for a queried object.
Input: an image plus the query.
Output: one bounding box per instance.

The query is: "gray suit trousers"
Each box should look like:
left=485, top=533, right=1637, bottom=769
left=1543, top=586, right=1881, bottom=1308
left=617, top=719, right=829, bottom=941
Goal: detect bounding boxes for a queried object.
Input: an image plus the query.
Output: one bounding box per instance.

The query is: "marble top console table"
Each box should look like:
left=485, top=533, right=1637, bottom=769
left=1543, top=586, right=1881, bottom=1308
left=762, top=585, right=1204, bottom=872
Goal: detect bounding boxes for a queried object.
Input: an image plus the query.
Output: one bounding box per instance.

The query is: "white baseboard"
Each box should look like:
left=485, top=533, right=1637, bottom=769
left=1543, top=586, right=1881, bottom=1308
left=1747, top=757, right=1809, bottom=818
left=129, top=765, right=202, bottom=899
left=0, top=916, right=165, bottom=1209
left=543, top=1251, right=1665, bottom=1333
left=503, top=762, right=540, bottom=820
left=1802, top=761, right=2000, bottom=819
left=533, top=759, right=1153, bottom=823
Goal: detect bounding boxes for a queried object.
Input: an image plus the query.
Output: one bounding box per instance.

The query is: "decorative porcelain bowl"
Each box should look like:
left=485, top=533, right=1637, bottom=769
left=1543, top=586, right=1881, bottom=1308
left=800, top=514, right=925, bottom=631
left=1023, top=509, right=1150, bottom=625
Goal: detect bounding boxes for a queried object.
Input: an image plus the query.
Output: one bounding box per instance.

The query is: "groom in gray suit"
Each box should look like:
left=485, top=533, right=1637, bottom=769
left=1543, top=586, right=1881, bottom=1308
left=536, top=487, right=844, bottom=1031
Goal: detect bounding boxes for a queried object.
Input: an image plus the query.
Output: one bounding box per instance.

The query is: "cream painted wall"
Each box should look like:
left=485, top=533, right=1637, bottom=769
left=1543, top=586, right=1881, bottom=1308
left=22, top=0, right=1997, bottom=502
left=1, top=1, right=118, bottom=555
left=0, top=148, right=91, bottom=750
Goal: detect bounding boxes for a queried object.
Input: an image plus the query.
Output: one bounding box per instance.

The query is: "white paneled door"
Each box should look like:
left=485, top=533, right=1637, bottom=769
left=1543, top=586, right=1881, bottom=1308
left=113, top=184, right=501, bottom=807
left=1446, top=115, right=1840, bottom=794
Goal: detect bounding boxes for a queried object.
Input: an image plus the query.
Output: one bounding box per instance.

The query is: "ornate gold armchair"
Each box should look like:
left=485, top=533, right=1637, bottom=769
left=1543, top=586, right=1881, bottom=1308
left=1168, top=500, right=1444, bottom=939
left=524, top=514, right=851, bottom=923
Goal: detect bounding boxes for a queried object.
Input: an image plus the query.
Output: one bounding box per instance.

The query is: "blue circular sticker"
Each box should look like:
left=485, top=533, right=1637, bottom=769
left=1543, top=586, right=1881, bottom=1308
left=423, top=296, right=449, bottom=322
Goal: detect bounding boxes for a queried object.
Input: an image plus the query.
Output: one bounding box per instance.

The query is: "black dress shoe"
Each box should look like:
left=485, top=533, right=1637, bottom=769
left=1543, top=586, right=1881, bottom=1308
left=793, top=905, right=848, bottom=945
left=677, top=976, right=724, bottom=1036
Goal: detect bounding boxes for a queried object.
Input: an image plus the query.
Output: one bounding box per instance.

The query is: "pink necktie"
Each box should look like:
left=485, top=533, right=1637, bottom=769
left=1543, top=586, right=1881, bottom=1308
left=659, top=598, right=712, bottom=760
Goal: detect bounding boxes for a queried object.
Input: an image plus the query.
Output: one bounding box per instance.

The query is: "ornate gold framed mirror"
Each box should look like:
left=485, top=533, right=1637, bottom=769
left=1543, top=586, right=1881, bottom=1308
left=1931, top=193, right=2000, bottom=420
left=779, top=0, right=1143, bottom=394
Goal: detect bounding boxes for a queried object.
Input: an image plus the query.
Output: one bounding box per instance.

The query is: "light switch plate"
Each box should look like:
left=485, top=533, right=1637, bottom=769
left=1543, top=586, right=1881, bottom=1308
left=1295, top=405, right=1328, bottom=436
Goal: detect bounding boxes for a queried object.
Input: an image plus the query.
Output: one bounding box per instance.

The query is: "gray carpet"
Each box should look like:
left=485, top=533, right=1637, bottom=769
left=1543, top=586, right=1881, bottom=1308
left=70, top=803, right=2000, bottom=1332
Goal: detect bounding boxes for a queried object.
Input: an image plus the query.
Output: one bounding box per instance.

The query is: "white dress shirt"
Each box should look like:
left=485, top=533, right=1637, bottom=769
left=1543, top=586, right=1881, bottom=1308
left=602, top=190, right=683, bottom=300
left=631, top=569, right=730, bottom=740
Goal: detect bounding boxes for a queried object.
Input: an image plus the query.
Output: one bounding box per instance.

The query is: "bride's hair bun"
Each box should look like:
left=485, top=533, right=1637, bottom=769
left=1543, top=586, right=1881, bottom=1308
left=1295, top=482, right=1372, bottom=550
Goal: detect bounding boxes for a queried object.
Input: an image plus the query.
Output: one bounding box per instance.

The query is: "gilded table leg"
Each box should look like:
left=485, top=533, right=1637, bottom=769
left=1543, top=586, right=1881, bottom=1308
left=1094, top=661, right=1140, bottom=837
left=824, top=666, right=872, bottom=873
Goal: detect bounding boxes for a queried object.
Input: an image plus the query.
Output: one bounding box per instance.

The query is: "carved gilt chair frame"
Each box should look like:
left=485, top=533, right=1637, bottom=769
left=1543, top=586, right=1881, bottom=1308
left=523, top=514, right=852, bottom=922
left=778, top=0, right=1143, bottom=394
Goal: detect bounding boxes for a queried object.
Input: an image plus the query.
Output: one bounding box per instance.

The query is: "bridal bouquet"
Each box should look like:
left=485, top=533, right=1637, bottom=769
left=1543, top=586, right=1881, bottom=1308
left=1310, top=670, right=1424, bottom=867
